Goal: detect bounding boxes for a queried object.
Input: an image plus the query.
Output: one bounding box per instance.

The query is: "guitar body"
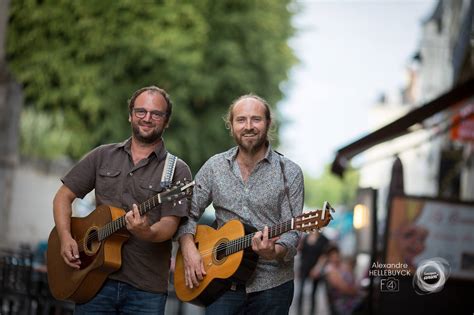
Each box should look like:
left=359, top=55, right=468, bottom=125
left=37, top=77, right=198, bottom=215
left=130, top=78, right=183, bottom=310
left=174, top=220, right=258, bottom=306
left=47, top=205, right=129, bottom=303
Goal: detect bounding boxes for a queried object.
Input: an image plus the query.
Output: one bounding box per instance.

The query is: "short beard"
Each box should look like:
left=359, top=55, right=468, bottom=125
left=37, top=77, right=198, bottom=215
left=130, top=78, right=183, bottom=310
left=233, top=131, right=268, bottom=155
left=132, top=124, right=163, bottom=144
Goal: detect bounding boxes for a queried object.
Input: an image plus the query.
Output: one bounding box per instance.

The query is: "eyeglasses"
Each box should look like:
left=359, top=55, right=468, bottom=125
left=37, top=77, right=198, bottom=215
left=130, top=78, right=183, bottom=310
left=133, top=108, right=167, bottom=121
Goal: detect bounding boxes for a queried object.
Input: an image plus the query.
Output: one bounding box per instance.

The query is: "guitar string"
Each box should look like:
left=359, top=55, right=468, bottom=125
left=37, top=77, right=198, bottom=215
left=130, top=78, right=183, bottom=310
left=193, top=215, right=321, bottom=258
left=75, top=188, right=190, bottom=250
left=76, top=193, right=316, bottom=256
left=78, top=190, right=186, bottom=251
left=77, top=215, right=308, bottom=254
left=75, top=194, right=162, bottom=250
left=194, top=221, right=293, bottom=258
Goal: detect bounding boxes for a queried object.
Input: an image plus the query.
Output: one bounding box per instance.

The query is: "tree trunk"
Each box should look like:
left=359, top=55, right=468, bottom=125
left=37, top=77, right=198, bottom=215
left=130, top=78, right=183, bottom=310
left=0, top=0, right=23, bottom=246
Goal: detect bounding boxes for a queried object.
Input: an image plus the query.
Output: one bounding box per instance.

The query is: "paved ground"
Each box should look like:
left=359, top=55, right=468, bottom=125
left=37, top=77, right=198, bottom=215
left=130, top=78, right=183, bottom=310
left=290, top=278, right=330, bottom=315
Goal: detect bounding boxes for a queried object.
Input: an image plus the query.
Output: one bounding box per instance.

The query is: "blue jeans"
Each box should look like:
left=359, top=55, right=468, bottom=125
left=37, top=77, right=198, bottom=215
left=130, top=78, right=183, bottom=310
left=205, top=280, right=294, bottom=315
left=74, top=279, right=167, bottom=315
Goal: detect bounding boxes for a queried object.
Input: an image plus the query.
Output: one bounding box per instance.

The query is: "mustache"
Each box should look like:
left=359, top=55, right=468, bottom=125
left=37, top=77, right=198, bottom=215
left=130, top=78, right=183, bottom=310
left=139, top=121, right=154, bottom=127
left=241, top=129, right=257, bottom=136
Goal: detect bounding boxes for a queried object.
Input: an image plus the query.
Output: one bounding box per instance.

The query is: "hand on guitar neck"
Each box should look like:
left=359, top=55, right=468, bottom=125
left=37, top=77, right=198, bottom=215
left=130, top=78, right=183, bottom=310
left=125, top=204, right=182, bottom=242
left=251, top=226, right=286, bottom=260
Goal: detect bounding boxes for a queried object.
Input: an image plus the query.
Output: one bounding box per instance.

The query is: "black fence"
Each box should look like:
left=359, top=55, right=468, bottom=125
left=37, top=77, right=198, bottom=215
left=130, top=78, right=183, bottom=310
left=0, top=245, right=74, bottom=315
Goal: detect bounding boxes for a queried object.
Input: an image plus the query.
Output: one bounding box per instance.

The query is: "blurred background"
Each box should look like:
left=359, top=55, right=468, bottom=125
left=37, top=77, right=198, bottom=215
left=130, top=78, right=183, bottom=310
left=0, top=0, right=473, bottom=314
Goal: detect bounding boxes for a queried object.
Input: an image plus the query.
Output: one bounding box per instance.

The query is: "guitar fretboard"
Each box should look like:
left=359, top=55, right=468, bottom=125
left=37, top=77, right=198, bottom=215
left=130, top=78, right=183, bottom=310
left=223, top=219, right=294, bottom=257
left=93, top=183, right=193, bottom=241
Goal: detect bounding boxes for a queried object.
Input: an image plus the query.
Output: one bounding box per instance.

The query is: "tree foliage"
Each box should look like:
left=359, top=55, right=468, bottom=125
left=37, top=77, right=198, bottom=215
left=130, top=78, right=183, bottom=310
left=7, top=0, right=297, bottom=172
left=304, top=165, right=360, bottom=209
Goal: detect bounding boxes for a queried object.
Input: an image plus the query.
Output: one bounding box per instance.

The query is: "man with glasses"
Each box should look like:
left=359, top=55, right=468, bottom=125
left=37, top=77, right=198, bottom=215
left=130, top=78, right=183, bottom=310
left=52, top=86, right=192, bottom=314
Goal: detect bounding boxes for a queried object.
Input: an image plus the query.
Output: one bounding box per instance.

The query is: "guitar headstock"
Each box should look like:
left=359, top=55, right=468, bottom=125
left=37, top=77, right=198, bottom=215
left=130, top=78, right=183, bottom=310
left=294, top=201, right=335, bottom=233
left=161, top=179, right=195, bottom=203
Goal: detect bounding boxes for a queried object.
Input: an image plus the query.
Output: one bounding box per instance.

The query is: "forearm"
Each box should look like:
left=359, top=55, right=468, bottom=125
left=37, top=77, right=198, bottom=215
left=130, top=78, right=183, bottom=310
left=141, top=216, right=180, bottom=242
left=276, top=231, right=300, bottom=261
left=53, top=185, right=76, bottom=238
left=274, top=244, right=288, bottom=260
left=179, top=233, right=196, bottom=249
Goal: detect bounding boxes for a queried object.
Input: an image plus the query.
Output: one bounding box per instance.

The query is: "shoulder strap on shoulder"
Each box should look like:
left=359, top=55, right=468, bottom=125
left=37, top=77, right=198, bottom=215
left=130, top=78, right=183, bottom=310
left=160, top=153, right=177, bottom=189
left=278, top=154, right=294, bottom=213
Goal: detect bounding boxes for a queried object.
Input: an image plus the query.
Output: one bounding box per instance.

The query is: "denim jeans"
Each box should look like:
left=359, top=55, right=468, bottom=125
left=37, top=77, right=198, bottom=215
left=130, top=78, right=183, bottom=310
left=205, top=280, right=294, bottom=315
left=74, top=279, right=167, bottom=315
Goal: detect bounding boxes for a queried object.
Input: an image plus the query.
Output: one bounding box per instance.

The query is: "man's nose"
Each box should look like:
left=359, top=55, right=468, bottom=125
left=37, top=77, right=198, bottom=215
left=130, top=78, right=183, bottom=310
left=142, top=111, right=153, bottom=121
left=245, top=119, right=252, bottom=129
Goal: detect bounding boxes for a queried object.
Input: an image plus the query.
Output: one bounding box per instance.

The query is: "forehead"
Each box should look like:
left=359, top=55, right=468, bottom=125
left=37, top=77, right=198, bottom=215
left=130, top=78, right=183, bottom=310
left=232, top=98, right=266, bottom=118
left=134, top=91, right=167, bottom=110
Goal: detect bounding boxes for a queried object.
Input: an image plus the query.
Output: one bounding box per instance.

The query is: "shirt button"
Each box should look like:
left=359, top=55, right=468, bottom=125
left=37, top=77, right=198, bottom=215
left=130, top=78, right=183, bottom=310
left=243, top=206, right=248, bottom=211
left=149, top=185, right=152, bottom=189
left=129, top=172, right=133, bottom=176
left=244, top=187, right=249, bottom=193
left=106, top=172, right=110, bottom=175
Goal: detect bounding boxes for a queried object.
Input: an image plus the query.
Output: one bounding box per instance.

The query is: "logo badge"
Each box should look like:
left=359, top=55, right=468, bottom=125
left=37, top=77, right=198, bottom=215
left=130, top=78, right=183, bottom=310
left=412, top=257, right=450, bottom=295
left=380, top=277, right=399, bottom=292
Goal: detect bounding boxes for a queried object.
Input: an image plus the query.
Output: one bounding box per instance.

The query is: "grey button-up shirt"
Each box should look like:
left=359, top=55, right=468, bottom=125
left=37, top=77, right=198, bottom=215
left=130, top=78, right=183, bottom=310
left=178, top=145, right=304, bottom=293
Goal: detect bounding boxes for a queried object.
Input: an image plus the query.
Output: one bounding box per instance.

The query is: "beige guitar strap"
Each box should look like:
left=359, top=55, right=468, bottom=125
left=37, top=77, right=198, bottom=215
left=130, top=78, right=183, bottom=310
left=160, top=153, right=177, bottom=189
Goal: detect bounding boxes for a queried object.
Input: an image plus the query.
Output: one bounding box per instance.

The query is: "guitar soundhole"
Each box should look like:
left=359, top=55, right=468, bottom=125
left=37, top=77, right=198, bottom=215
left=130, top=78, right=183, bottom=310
left=212, top=239, right=229, bottom=265
left=84, top=227, right=101, bottom=256
left=216, top=243, right=226, bottom=260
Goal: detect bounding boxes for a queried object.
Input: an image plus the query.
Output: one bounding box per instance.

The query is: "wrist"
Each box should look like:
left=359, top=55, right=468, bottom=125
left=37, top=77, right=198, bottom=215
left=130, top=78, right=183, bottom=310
left=274, top=244, right=288, bottom=260
left=180, top=234, right=195, bottom=247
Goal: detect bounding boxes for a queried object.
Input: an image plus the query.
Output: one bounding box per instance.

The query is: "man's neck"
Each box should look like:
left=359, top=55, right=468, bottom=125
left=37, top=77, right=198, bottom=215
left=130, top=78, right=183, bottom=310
left=131, top=137, right=162, bottom=164
left=236, top=144, right=268, bottom=182
left=237, top=146, right=266, bottom=165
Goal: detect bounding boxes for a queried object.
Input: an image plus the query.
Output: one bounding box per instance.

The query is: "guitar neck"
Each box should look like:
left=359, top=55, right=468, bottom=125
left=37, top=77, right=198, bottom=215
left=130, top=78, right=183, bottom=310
left=223, top=219, right=294, bottom=257
left=97, top=184, right=189, bottom=241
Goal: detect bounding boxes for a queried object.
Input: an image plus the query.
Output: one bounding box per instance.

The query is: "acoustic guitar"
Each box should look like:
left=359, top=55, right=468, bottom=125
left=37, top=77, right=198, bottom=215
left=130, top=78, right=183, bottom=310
left=47, top=180, right=194, bottom=303
left=174, top=201, right=335, bottom=306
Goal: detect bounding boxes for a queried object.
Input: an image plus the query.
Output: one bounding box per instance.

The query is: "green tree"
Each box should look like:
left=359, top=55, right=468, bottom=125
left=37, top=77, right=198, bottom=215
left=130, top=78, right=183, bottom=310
left=304, top=165, right=359, bottom=209
left=7, top=0, right=297, bottom=172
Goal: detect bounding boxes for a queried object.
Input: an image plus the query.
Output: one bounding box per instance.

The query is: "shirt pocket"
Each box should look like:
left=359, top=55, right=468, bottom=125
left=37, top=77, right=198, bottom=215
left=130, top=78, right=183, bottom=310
left=138, top=180, right=163, bottom=204
left=96, top=168, right=121, bottom=198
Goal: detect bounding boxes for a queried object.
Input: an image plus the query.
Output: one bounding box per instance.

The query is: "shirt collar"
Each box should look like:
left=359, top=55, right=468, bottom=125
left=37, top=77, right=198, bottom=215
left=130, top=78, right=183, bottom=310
left=117, top=137, right=167, bottom=160
left=224, top=143, right=274, bottom=163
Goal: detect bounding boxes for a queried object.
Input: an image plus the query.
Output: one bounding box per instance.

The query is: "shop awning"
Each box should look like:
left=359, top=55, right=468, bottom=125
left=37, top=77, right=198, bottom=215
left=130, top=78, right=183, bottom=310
left=331, top=77, right=474, bottom=177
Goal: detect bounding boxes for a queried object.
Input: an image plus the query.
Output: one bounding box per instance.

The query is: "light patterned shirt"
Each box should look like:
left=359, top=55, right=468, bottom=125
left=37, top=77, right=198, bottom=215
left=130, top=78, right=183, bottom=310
left=177, top=145, right=304, bottom=293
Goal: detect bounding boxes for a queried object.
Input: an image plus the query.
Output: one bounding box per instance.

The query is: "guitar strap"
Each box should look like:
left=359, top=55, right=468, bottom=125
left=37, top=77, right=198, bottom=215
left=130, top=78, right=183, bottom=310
left=160, top=153, right=177, bottom=189
left=278, top=153, right=294, bottom=214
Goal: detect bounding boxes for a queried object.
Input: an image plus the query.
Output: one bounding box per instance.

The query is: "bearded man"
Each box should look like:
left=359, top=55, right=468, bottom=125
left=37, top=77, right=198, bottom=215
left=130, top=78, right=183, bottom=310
left=52, top=86, right=191, bottom=314
left=177, top=94, right=304, bottom=314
